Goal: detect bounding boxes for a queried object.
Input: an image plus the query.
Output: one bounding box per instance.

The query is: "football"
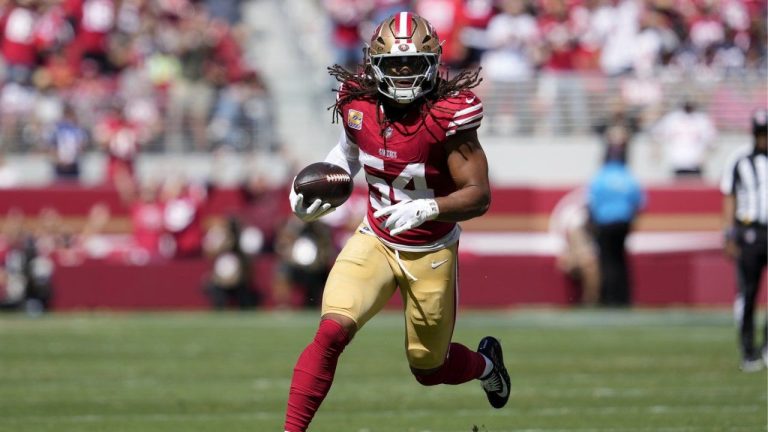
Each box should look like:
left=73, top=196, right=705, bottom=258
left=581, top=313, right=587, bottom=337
left=293, top=162, right=353, bottom=208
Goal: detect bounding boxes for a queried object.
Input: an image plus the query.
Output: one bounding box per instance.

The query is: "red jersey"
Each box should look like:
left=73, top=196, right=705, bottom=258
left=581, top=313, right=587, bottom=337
left=163, top=186, right=206, bottom=258
left=65, top=0, right=115, bottom=53
left=96, top=116, right=139, bottom=183
left=34, top=6, right=68, bottom=52
left=338, top=83, right=483, bottom=247
left=98, top=117, right=139, bottom=161
left=131, top=201, right=163, bottom=255
left=0, top=6, right=39, bottom=66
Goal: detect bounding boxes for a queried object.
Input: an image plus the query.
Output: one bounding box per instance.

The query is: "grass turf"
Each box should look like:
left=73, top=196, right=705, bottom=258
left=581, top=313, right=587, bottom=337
left=0, top=310, right=765, bottom=432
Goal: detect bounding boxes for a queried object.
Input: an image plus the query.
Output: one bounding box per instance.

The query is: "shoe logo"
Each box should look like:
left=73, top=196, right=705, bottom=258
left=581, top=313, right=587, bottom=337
left=431, top=259, right=449, bottom=269
left=498, top=379, right=509, bottom=398
left=465, top=97, right=476, bottom=104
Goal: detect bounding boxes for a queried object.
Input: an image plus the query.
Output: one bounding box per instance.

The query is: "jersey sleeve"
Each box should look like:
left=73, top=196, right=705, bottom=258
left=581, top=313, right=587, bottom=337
left=720, top=147, right=750, bottom=195
left=445, top=92, right=483, bottom=137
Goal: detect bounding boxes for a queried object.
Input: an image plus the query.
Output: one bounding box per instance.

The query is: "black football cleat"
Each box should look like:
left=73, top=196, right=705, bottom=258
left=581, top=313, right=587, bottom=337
left=478, top=336, right=511, bottom=409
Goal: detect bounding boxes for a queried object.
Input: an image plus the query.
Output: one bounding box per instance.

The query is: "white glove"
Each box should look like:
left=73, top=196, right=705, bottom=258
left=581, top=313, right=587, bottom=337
left=373, top=199, right=439, bottom=236
left=289, top=186, right=335, bottom=222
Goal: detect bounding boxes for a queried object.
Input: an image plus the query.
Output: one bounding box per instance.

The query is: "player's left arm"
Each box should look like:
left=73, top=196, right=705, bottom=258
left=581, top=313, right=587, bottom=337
left=433, top=128, right=491, bottom=222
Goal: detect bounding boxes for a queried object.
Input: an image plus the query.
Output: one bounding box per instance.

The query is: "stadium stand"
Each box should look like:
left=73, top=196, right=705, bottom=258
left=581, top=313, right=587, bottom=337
left=0, top=0, right=765, bottom=311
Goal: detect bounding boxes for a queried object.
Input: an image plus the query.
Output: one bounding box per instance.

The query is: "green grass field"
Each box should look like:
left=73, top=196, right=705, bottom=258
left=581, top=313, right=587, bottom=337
left=1, top=310, right=766, bottom=432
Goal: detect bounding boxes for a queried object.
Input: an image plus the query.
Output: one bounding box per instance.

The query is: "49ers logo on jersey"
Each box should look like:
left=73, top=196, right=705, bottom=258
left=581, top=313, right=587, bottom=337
left=347, top=109, right=364, bottom=130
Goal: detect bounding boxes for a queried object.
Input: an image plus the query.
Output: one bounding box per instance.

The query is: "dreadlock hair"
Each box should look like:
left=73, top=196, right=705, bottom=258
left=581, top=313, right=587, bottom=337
left=327, top=64, right=483, bottom=133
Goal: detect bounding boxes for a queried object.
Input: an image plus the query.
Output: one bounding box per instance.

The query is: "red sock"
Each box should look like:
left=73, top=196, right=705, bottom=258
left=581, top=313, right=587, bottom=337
left=414, top=343, right=487, bottom=386
left=284, top=319, right=351, bottom=432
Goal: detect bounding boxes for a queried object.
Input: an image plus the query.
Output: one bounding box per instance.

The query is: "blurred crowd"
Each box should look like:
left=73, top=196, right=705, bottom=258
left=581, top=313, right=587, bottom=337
left=0, top=0, right=275, bottom=157
left=0, top=0, right=764, bottom=313
left=0, top=168, right=368, bottom=312
left=324, top=0, right=767, bottom=77
left=323, top=0, right=766, bottom=134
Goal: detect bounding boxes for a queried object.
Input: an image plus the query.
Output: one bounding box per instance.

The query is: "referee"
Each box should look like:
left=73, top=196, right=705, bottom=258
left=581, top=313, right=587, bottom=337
left=721, top=109, right=768, bottom=372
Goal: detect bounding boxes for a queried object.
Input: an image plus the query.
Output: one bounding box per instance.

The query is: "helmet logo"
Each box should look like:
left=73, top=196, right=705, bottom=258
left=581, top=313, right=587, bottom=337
left=398, top=44, right=409, bottom=52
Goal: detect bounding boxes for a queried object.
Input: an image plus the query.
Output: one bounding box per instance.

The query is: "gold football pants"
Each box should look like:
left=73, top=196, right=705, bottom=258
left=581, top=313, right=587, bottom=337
left=322, top=230, right=458, bottom=370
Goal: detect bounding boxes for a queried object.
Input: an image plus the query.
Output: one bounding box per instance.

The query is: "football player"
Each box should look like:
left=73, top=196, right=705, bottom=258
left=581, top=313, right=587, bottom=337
left=283, top=12, right=510, bottom=432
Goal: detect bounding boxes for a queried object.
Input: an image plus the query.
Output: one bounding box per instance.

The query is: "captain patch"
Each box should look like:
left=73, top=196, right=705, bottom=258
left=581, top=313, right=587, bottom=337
left=347, top=109, right=363, bottom=130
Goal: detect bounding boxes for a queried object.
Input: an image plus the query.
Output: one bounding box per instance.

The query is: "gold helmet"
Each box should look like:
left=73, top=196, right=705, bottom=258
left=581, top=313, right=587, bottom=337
left=366, top=12, right=442, bottom=104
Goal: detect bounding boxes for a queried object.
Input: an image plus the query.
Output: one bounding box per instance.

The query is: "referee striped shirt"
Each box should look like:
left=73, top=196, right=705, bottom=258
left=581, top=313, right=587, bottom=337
left=721, top=148, right=768, bottom=226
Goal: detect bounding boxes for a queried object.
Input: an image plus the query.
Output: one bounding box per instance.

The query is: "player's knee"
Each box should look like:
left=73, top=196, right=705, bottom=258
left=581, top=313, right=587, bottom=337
left=320, top=313, right=358, bottom=340
left=411, top=365, right=446, bottom=386
left=407, top=348, right=444, bottom=373
left=314, top=317, right=355, bottom=352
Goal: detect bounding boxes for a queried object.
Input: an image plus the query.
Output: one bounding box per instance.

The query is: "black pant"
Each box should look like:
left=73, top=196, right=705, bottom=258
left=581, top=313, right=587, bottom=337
left=735, top=225, right=767, bottom=360
left=595, top=222, right=631, bottom=306
left=204, top=281, right=260, bottom=310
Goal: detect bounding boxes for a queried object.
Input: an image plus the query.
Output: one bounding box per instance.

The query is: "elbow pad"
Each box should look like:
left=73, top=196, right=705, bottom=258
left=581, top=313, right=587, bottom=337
left=324, top=131, right=361, bottom=177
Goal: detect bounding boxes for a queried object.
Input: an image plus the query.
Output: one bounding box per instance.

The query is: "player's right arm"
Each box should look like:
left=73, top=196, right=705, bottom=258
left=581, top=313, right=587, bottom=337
left=289, top=130, right=360, bottom=222
left=323, top=130, right=361, bottom=177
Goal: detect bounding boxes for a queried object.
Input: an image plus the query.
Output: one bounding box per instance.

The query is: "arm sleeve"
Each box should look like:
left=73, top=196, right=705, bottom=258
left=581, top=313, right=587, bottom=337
left=324, top=129, right=361, bottom=177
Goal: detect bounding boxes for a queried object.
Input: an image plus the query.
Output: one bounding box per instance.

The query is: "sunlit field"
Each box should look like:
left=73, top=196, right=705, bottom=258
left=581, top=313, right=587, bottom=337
left=1, top=310, right=765, bottom=432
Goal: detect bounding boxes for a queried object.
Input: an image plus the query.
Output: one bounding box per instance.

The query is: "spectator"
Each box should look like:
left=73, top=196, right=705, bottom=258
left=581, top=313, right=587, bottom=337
left=237, top=171, right=288, bottom=251
left=76, top=202, right=114, bottom=260
left=457, top=0, right=495, bottom=68
left=208, top=70, right=275, bottom=151
left=551, top=188, right=600, bottom=306
left=650, top=100, right=718, bottom=178
left=593, top=106, right=640, bottom=164
left=165, top=6, right=218, bottom=151
left=272, top=219, right=335, bottom=309
left=597, top=0, right=641, bottom=76
left=0, top=81, right=36, bottom=152
left=0, top=154, right=20, bottom=187
left=203, top=0, right=243, bottom=25
left=536, top=0, right=589, bottom=134
left=35, top=0, right=74, bottom=61
left=416, top=0, right=468, bottom=69
left=116, top=174, right=165, bottom=262
left=64, top=0, right=118, bottom=74
left=94, top=102, right=141, bottom=186
left=480, top=0, right=539, bottom=134
left=47, top=104, right=88, bottom=181
left=161, top=176, right=208, bottom=258
left=633, top=6, right=678, bottom=78
left=482, top=0, right=538, bottom=83
left=0, top=209, right=27, bottom=310
left=0, top=0, right=42, bottom=84
left=203, top=216, right=260, bottom=309
left=24, top=207, right=61, bottom=314
left=322, top=0, right=372, bottom=71
left=587, top=152, right=645, bottom=307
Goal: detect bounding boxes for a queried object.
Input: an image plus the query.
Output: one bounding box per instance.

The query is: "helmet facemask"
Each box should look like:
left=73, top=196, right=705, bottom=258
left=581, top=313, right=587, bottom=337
left=366, top=13, right=442, bottom=105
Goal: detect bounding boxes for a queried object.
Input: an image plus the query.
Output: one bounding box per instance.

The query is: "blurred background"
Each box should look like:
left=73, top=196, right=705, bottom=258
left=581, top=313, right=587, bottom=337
left=0, top=0, right=765, bottom=314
